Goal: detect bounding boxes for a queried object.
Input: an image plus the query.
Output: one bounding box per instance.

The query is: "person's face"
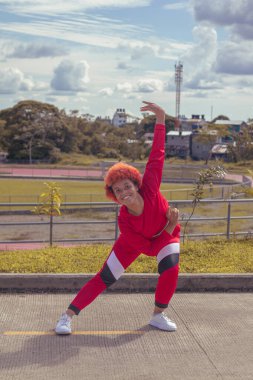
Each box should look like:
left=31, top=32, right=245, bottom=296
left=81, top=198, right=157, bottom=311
left=112, top=179, right=139, bottom=206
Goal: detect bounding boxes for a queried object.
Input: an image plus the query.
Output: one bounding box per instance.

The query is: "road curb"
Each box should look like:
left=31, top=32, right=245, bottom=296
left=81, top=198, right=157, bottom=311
left=0, top=273, right=252, bottom=293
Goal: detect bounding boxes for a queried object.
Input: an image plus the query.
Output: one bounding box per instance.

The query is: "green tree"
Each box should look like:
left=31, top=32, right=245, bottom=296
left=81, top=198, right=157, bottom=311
left=182, top=166, right=227, bottom=243
left=140, top=114, right=175, bottom=135
left=227, top=126, right=253, bottom=162
left=0, top=100, right=75, bottom=162
left=211, top=115, right=230, bottom=123
left=0, top=120, right=6, bottom=149
left=33, top=182, right=62, bottom=247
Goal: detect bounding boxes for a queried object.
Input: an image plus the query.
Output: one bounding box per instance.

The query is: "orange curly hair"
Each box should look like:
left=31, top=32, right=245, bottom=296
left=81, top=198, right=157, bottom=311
left=104, top=162, right=142, bottom=203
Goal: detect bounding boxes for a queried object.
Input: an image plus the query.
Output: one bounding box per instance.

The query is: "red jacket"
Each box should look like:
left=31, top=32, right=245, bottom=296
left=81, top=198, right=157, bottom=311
left=114, top=123, right=180, bottom=255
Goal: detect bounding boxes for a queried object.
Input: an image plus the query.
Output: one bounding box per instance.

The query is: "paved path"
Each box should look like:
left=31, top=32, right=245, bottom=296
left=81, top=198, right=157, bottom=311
left=225, top=173, right=253, bottom=187
left=1, top=166, right=252, bottom=186
left=1, top=293, right=252, bottom=379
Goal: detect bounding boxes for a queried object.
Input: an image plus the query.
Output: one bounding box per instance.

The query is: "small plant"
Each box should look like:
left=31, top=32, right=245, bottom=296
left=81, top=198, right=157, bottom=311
left=182, top=166, right=227, bottom=242
left=33, top=182, right=62, bottom=246
left=244, top=169, right=253, bottom=198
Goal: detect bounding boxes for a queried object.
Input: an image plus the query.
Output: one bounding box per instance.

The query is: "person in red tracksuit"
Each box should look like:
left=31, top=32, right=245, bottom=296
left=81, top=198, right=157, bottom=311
left=55, top=101, right=180, bottom=334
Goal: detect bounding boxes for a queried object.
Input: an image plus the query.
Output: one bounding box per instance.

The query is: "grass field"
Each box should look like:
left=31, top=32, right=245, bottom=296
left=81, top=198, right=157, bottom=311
left=0, top=176, right=243, bottom=204
left=0, top=178, right=195, bottom=203
left=0, top=239, right=252, bottom=273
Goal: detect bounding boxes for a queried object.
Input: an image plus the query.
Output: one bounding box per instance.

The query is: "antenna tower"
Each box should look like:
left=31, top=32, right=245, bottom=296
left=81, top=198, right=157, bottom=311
left=175, top=61, right=183, bottom=119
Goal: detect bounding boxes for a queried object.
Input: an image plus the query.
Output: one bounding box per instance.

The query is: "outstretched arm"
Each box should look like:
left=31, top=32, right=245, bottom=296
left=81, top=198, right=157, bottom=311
left=140, top=101, right=166, bottom=193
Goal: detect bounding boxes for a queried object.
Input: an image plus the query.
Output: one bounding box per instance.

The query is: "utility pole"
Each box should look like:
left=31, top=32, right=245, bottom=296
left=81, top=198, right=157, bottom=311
left=175, top=61, right=183, bottom=134
left=211, top=105, right=213, bottom=121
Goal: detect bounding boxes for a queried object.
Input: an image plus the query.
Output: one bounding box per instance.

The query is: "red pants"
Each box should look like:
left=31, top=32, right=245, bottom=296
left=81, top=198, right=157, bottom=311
left=69, top=233, right=180, bottom=315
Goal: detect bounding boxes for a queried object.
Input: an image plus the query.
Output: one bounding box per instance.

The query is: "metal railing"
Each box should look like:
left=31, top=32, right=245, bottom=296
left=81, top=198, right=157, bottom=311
left=0, top=198, right=253, bottom=246
left=174, top=198, right=253, bottom=240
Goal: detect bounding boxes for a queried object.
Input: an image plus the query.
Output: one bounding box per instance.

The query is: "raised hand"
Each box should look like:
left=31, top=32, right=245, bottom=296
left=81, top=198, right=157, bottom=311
left=165, top=207, right=179, bottom=235
left=140, top=101, right=165, bottom=125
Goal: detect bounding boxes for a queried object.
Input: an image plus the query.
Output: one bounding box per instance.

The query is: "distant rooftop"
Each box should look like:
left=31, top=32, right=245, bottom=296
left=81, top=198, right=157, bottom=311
left=167, top=131, right=192, bottom=136
left=211, top=144, right=228, bottom=154
left=214, top=120, right=245, bottom=125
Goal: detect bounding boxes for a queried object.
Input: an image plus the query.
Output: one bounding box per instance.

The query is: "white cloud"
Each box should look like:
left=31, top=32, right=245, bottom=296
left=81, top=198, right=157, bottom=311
left=117, top=38, right=188, bottom=63
left=99, top=88, right=114, bottom=96
left=236, top=77, right=253, bottom=88
left=116, top=79, right=164, bottom=94
left=184, top=25, right=217, bottom=64
left=131, top=45, right=156, bottom=60
left=51, top=59, right=90, bottom=92
left=1, top=13, right=151, bottom=52
left=233, top=24, right=253, bottom=40
left=0, top=4, right=185, bottom=62
left=0, top=67, right=35, bottom=94
left=45, top=95, right=58, bottom=103
left=158, top=41, right=191, bottom=61
left=1, top=0, right=151, bottom=14
left=7, top=43, right=67, bottom=58
left=181, top=25, right=218, bottom=90
left=123, top=93, right=141, bottom=100
left=116, top=62, right=132, bottom=70
left=118, top=40, right=159, bottom=60
left=164, top=2, right=189, bottom=11
left=193, top=0, right=252, bottom=25
left=189, top=0, right=253, bottom=92
left=1, top=20, right=121, bottom=50
left=186, top=90, right=210, bottom=98
left=116, top=82, right=133, bottom=93
left=186, top=76, right=222, bottom=90
left=135, top=79, right=164, bottom=93
left=215, top=42, right=253, bottom=75
left=192, top=0, right=253, bottom=40
left=163, top=79, right=175, bottom=93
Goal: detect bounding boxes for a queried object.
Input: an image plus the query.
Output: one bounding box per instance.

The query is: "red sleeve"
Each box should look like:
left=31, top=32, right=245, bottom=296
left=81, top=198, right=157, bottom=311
left=141, top=123, right=165, bottom=194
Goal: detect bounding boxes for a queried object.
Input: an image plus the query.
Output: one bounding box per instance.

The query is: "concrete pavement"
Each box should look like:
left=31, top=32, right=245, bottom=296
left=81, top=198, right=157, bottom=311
left=0, top=292, right=253, bottom=380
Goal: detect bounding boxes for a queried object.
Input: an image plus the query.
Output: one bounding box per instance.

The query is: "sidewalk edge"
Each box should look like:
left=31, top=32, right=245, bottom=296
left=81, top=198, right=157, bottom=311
left=0, top=273, right=252, bottom=292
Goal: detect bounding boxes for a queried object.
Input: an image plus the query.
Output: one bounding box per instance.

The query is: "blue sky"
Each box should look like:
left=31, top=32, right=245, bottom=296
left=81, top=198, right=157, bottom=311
left=0, top=0, right=253, bottom=121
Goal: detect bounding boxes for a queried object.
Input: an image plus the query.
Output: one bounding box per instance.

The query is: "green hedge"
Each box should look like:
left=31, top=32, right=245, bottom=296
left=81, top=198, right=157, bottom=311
left=0, top=239, right=252, bottom=273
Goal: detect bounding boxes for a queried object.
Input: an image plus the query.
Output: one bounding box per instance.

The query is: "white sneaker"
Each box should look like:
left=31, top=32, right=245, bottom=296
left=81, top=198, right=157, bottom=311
left=55, top=313, right=72, bottom=335
left=149, top=312, right=177, bottom=331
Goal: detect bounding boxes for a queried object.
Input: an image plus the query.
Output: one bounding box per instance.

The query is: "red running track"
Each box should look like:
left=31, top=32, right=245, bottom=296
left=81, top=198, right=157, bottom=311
left=0, top=167, right=103, bottom=178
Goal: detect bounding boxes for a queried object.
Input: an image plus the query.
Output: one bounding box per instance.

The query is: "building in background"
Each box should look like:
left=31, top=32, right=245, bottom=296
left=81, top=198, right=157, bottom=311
left=180, top=114, right=207, bottom=132
left=143, top=132, right=154, bottom=146
left=0, top=151, right=8, bottom=162
left=112, top=108, right=140, bottom=127
left=96, top=116, right=112, bottom=125
left=191, top=130, right=221, bottom=161
left=166, top=131, right=192, bottom=158
left=210, top=144, right=230, bottom=161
